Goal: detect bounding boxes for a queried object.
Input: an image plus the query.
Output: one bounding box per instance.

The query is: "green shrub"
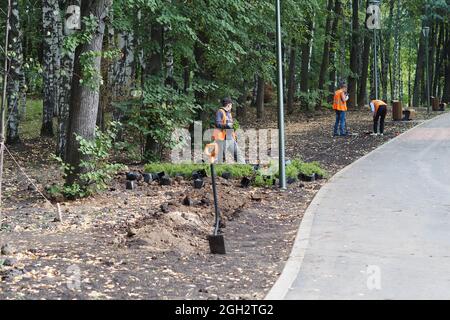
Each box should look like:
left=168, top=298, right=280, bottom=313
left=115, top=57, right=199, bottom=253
left=253, top=174, right=275, bottom=187
left=285, top=164, right=299, bottom=181
left=293, top=160, right=328, bottom=178
left=267, top=159, right=328, bottom=181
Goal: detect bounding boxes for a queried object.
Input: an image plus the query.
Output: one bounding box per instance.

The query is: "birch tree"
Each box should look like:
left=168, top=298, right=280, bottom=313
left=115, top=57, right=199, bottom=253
left=42, top=0, right=61, bottom=137
left=6, top=0, right=26, bottom=145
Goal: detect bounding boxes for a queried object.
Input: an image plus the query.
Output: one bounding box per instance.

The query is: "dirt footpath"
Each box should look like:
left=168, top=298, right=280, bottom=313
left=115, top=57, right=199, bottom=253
left=0, top=107, right=443, bottom=300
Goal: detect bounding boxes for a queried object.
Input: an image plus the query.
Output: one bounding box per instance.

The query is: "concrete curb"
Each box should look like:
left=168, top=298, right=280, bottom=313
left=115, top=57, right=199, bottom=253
left=265, top=112, right=449, bottom=300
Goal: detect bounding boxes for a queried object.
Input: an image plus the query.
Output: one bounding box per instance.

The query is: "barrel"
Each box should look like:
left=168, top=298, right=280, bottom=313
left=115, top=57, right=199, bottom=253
left=432, top=97, right=440, bottom=111
left=392, top=100, right=403, bottom=121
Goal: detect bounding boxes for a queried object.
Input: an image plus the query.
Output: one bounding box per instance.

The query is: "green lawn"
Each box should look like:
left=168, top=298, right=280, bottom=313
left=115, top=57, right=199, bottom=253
left=19, top=98, right=47, bottom=140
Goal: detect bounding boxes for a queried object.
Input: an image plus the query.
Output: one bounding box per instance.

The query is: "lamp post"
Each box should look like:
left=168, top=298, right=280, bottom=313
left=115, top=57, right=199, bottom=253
left=275, top=0, right=286, bottom=189
left=422, top=26, right=430, bottom=115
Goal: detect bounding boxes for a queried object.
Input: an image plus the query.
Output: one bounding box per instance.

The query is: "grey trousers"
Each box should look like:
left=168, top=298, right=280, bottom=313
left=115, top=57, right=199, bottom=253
left=216, top=140, right=246, bottom=164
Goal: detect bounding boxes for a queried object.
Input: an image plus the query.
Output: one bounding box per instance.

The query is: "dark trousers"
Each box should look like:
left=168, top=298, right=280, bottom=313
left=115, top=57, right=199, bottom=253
left=373, top=106, right=387, bottom=134
left=334, top=110, right=347, bottom=136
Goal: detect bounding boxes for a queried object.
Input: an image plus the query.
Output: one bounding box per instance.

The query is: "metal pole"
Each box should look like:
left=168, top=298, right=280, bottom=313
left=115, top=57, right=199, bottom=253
left=275, top=0, right=286, bottom=189
left=0, top=0, right=12, bottom=218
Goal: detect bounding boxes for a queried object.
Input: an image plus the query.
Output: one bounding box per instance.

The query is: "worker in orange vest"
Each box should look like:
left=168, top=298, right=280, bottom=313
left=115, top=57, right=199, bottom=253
left=332, top=82, right=349, bottom=137
left=370, top=99, right=388, bottom=136
left=212, top=97, right=245, bottom=163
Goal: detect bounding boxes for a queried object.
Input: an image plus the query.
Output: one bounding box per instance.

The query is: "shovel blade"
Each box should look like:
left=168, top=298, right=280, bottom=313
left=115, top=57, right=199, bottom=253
left=208, top=234, right=226, bottom=254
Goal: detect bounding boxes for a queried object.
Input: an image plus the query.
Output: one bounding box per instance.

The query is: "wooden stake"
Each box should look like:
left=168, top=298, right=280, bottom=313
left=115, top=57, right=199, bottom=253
left=56, top=203, right=63, bottom=222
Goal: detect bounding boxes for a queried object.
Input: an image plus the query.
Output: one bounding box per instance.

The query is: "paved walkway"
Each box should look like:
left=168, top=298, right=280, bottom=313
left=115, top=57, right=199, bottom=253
left=267, top=112, right=450, bottom=300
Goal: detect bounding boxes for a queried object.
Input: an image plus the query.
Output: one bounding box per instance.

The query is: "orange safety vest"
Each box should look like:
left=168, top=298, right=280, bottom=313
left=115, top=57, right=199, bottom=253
left=212, top=109, right=237, bottom=141
left=371, top=100, right=387, bottom=114
left=333, top=89, right=347, bottom=111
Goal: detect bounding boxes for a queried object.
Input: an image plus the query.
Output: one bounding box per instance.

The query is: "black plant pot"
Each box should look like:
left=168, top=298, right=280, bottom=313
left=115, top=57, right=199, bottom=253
left=193, top=169, right=208, bottom=180
left=193, top=179, right=204, bottom=189
left=126, top=172, right=138, bottom=181
left=182, top=196, right=193, bottom=206
left=222, top=172, right=232, bottom=180
left=299, top=173, right=316, bottom=182
left=126, top=181, right=135, bottom=190
left=157, top=172, right=166, bottom=180
left=287, top=177, right=297, bottom=185
left=143, top=173, right=152, bottom=183
left=241, top=177, right=251, bottom=188
left=159, top=175, right=172, bottom=186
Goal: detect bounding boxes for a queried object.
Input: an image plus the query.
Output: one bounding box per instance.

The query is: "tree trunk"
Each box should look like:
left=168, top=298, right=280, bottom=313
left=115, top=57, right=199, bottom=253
left=347, top=0, right=359, bottom=109
left=41, top=0, right=61, bottom=137
left=357, top=0, right=372, bottom=107
left=432, top=23, right=445, bottom=97
left=182, top=57, right=190, bottom=93
left=286, top=45, right=296, bottom=114
left=380, top=0, right=394, bottom=101
left=57, top=0, right=80, bottom=159
left=317, top=0, right=335, bottom=92
left=6, top=0, right=25, bottom=145
left=300, top=16, right=314, bottom=109
left=327, top=0, right=342, bottom=104
left=144, top=23, right=163, bottom=160
left=443, top=28, right=450, bottom=103
left=66, top=0, right=113, bottom=185
left=256, top=76, right=265, bottom=119
left=413, top=21, right=426, bottom=108
left=236, top=81, right=248, bottom=120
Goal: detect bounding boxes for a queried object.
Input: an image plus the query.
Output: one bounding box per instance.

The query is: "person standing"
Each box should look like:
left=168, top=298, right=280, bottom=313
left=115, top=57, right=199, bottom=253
left=370, top=99, right=388, bottom=136
left=212, top=97, right=245, bottom=163
left=332, top=82, right=349, bottom=137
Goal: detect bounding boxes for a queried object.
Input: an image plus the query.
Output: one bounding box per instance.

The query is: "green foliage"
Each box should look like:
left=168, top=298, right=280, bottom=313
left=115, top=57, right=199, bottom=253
left=116, top=76, right=200, bottom=160
left=79, top=49, right=121, bottom=90
left=51, top=122, right=126, bottom=199
left=63, top=15, right=99, bottom=52
left=22, top=58, right=43, bottom=95
left=290, top=159, right=328, bottom=178
left=253, top=174, right=275, bottom=187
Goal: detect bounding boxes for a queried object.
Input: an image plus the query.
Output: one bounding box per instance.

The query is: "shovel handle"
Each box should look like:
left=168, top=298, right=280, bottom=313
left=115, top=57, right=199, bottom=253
left=210, top=163, right=221, bottom=236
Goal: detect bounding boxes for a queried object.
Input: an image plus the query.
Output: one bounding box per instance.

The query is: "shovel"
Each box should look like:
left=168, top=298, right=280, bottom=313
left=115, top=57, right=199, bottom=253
left=204, top=143, right=226, bottom=254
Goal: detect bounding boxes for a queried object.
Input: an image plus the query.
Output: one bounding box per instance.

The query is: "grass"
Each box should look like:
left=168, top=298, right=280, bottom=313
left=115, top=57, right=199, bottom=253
left=19, top=98, right=57, bottom=140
